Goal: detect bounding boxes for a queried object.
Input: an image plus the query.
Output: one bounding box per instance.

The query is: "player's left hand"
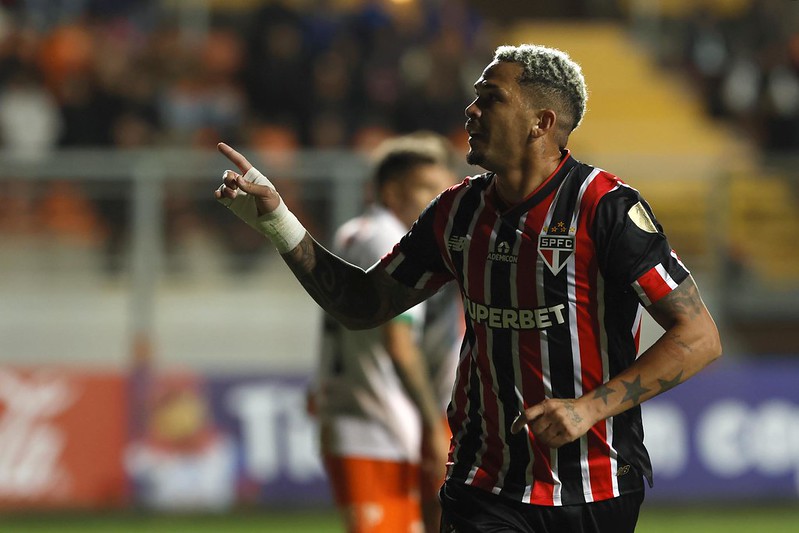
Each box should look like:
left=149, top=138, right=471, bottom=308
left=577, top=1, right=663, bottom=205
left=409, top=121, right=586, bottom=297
left=510, top=398, right=594, bottom=448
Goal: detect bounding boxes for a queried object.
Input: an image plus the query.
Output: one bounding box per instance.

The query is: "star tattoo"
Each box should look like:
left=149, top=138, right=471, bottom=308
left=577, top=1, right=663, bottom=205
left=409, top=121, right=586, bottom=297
left=657, top=371, right=684, bottom=393
left=621, top=376, right=650, bottom=406
left=592, top=384, right=615, bottom=405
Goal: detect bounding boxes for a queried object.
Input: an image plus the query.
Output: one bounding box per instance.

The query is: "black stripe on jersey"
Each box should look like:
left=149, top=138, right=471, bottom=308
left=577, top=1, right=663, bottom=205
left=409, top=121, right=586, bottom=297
left=487, top=212, right=532, bottom=499
left=602, top=272, right=654, bottom=488
left=613, top=407, right=651, bottom=491
left=446, top=178, right=493, bottom=484
left=444, top=175, right=491, bottom=286
left=444, top=178, right=493, bottom=479
left=450, top=342, right=484, bottom=482
left=539, top=163, right=597, bottom=505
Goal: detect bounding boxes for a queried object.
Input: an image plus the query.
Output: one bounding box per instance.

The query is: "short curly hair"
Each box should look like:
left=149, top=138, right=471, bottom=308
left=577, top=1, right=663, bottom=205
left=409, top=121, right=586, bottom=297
left=372, top=131, right=454, bottom=190
left=494, top=44, right=588, bottom=135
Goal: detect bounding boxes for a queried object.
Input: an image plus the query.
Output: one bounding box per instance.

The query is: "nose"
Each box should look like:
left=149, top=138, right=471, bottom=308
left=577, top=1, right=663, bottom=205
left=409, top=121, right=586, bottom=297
left=465, top=98, right=479, bottom=119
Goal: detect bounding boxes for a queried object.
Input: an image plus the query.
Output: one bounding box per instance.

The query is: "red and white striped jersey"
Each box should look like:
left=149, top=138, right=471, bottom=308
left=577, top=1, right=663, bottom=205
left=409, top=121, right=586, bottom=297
left=379, top=151, right=689, bottom=506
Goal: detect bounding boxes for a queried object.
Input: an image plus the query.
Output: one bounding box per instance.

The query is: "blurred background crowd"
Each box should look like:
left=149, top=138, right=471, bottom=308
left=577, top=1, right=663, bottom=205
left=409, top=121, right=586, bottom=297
left=656, top=0, right=799, bottom=152
left=0, top=0, right=797, bottom=155
left=0, top=0, right=797, bottom=275
left=0, top=0, right=494, bottom=273
left=0, top=0, right=490, bottom=156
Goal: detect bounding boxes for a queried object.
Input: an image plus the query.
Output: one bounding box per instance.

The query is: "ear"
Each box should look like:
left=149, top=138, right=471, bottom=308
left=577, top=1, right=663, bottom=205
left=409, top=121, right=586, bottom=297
left=379, top=179, right=399, bottom=209
left=531, top=109, right=557, bottom=139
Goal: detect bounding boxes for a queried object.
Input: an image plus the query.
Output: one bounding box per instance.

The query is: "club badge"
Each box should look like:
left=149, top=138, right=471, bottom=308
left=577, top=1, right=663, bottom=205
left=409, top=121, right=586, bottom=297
left=538, top=229, right=575, bottom=275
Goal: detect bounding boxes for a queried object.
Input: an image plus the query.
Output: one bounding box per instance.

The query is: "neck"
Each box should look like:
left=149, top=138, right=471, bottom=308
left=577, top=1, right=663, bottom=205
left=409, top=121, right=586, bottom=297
left=494, top=150, right=564, bottom=206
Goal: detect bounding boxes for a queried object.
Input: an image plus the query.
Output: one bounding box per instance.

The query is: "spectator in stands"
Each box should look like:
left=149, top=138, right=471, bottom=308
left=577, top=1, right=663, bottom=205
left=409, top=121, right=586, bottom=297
left=673, top=0, right=799, bottom=151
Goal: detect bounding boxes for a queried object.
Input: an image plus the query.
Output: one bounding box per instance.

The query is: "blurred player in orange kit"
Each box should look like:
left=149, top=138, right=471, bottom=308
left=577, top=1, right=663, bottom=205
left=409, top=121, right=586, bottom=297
left=308, top=132, right=462, bottom=533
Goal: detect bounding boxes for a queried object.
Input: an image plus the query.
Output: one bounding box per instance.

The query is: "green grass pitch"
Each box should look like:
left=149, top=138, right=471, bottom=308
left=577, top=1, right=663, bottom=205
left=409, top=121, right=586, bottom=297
left=3, top=505, right=799, bottom=532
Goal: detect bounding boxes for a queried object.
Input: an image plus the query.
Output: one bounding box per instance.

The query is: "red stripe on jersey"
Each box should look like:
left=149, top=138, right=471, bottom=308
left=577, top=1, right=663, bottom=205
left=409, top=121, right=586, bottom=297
left=517, top=194, right=554, bottom=503
left=470, top=467, right=495, bottom=490
left=587, top=426, right=615, bottom=500
left=529, top=442, right=555, bottom=503
left=574, top=173, right=608, bottom=394
left=575, top=171, right=620, bottom=500
left=433, top=182, right=461, bottom=276
left=634, top=263, right=678, bottom=305
left=470, top=361, right=504, bottom=492
left=445, top=190, right=503, bottom=491
left=467, top=201, right=506, bottom=491
left=447, top=351, right=472, bottom=468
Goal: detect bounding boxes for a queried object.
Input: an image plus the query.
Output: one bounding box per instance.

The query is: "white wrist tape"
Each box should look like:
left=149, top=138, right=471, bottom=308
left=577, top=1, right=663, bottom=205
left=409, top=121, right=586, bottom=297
left=254, top=198, right=306, bottom=253
left=218, top=167, right=306, bottom=253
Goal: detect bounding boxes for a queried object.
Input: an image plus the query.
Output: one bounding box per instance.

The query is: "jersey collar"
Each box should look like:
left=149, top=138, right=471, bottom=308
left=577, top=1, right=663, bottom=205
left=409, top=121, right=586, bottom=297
left=492, top=150, right=577, bottom=220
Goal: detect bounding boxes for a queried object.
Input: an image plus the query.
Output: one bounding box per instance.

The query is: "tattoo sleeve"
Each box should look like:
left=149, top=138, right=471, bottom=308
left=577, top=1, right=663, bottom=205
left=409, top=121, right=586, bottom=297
left=281, top=234, right=432, bottom=330
left=647, top=276, right=703, bottom=328
left=585, top=277, right=719, bottom=417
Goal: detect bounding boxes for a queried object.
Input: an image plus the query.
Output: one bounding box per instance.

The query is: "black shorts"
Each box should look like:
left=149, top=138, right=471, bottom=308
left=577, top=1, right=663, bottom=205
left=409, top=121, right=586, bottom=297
left=439, top=480, right=644, bottom=533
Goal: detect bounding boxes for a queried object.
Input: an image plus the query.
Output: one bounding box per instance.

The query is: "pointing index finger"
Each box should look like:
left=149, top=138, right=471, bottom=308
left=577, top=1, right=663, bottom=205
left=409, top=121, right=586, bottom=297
left=217, top=142, right=253, bottom=174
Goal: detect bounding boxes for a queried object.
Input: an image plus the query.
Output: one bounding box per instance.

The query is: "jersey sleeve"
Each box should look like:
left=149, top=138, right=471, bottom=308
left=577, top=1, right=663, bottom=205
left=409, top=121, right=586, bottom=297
left=334, top=214, right=427, bottom=326
left=378, top=196, right=455, bottom=292
left=592, top=185, right=690, bottom=306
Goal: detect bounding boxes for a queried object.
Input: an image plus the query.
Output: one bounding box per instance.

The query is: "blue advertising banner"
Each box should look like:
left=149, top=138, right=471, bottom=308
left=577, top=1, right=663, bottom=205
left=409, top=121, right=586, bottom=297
left=206, top=374, right=332, bottom=506
left=195, top=361, right=799, bottom=506
left=642, top=359, right=799, bottom=501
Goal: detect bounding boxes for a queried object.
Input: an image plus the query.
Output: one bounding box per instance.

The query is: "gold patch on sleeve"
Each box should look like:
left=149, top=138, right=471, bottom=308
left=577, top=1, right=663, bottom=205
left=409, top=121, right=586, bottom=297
left=628, top=202, right=658, bottom=233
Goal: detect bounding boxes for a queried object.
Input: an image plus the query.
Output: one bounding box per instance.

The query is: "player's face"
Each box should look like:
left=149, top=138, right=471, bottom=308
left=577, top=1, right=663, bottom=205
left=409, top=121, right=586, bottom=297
left=465, top=61, right=538, bottom=171
left=390, top=163, right=455, bottom=228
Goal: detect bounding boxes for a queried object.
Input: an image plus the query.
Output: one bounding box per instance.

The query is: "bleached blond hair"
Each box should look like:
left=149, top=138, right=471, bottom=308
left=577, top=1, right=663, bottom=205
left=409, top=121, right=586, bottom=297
left=494, top=44, right=588, bottom=135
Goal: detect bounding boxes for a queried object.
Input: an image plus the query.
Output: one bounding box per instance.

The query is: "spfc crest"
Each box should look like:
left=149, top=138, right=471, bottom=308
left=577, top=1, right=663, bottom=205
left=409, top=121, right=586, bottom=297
left=538, top=234, right=574, bottom=275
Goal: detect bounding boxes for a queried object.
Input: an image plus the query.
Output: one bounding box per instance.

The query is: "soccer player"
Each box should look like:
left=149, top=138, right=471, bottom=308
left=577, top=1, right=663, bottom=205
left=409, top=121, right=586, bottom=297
left=309, top=132, right=460, bottom=533
left=216, top=44, right=722, bottom=533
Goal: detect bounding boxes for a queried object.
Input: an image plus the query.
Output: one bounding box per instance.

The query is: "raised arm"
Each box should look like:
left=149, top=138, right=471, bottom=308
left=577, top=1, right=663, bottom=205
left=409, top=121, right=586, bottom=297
left=281, top=234, right=435, bottom=329
left=215, top=142, right=435, bottom=329
left=512, top=275, right=722, bottom=446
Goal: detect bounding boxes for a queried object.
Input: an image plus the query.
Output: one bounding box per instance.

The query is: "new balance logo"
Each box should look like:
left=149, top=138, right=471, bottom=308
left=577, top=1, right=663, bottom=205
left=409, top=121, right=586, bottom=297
left=447, top=236, right=468, bottom=252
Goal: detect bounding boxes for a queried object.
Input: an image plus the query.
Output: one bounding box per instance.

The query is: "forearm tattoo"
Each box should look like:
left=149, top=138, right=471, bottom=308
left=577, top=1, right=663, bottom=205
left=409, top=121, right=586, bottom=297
left=656, top=370, right=684, bottom=393
left=652, top=278, right=703, bottom=321
left=620, top=375, right=650, bottom=406
left=668, top=333, right=692, bottom=353
left=281, top=234, right=422, bottom=329
left=592, top=383, right=615, bottom=405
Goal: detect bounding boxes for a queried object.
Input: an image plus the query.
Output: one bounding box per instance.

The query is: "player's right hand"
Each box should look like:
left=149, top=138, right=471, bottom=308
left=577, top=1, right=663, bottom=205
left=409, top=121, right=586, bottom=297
left=215, top=142, right=281, bottom=216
